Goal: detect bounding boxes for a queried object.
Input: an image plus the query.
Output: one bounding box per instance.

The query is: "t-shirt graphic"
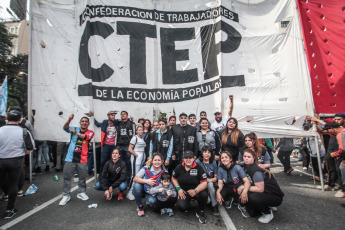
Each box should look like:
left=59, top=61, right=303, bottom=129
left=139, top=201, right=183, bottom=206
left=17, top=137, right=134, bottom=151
left=104, top=123, right=116, bottom=145
left=73, top=137, right=83, bottom=163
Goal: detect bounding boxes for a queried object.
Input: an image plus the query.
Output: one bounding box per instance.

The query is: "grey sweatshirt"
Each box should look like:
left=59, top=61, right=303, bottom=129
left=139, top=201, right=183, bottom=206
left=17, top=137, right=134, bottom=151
left=149, top=183, right=177, bottom=201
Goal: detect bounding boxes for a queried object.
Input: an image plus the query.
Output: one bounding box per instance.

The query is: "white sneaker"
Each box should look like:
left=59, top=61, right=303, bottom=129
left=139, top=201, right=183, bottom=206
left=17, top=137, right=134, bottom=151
left=77, top=192, right=89, bottom=201
left=303, top=167, right=307, bottom=171
left=126, top=191, right=135, bottom=200
left=258, top=210, right=274, bottom=223
left=59, top=195, right=71, bottom=205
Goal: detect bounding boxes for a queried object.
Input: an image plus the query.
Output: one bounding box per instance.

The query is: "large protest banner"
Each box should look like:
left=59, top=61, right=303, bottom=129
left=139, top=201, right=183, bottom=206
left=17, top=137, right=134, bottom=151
left=297, top=0, right=345, bottom=115
left=30, top=0, right=315, bottom=141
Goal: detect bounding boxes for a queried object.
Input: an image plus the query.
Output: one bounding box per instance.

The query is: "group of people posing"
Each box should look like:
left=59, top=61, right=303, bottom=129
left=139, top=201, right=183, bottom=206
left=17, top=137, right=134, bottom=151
left=57, top=95, right=285, bottom=224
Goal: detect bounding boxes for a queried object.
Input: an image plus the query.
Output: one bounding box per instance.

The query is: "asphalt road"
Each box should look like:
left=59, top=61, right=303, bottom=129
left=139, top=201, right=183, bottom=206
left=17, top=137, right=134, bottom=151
left=0, top=155, right=344, bottom=230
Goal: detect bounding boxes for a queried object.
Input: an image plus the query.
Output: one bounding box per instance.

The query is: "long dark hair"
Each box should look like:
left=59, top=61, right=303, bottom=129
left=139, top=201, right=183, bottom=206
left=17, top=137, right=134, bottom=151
left=244, top=132, right=263, bottom=159
left=200, top=145, right=214, bottom=163
left=143, top=119, right=152, bottom=132
left=222, top=117, right=240, bottom=147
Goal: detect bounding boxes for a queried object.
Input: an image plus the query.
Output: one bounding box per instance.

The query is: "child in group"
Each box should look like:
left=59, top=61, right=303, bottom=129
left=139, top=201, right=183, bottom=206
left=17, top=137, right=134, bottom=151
left=149, top=172, right=177, bottom=216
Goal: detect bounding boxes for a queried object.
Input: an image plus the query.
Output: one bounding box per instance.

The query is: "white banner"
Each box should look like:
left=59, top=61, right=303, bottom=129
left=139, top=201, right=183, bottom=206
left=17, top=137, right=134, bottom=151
left=31, top=0, right=315, bottom=141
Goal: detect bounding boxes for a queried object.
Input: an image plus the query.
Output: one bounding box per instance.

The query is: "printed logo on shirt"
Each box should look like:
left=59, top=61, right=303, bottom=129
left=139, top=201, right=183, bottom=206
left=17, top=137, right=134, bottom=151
left=190, top=169, right=198, bottom=176
left=188, top=136, right=195, bottom=143
left=233, top=177, right=239, bottom=184
left=162, top=140, right=169, bottom=147
left=120, top=128, right=127, bottom=136
left=202, top=173, right=207, bottom=179
left=116, top=167, right=121, bottom=173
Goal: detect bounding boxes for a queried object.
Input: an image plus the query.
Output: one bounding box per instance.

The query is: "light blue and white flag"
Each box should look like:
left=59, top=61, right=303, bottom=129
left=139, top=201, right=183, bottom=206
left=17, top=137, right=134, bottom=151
left=0, top=76, right=8, bottom=116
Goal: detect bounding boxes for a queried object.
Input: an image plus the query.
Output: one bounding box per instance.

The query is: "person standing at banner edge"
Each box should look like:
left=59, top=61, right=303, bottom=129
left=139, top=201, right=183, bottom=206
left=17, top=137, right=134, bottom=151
left=0, top=109, right=35, bottom=219
left=59, top=114, right=94, bottom=206
left=90, top=111, right=119, bottom=185
left=211, top=95, right=234, bottom=132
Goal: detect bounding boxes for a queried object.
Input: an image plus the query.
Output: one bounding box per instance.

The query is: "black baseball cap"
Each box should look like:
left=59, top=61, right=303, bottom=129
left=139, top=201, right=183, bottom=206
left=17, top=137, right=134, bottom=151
left=9, top=106, right=22, bottom=112
left=183, top=151, right=195, bottom=158
left=335, top=113, right=345, bottom=118
left=179, top=112, right=187, bottom=118
left=7, top=110, right=22, bottom=122
left=323, top=122, right=340, bottom=130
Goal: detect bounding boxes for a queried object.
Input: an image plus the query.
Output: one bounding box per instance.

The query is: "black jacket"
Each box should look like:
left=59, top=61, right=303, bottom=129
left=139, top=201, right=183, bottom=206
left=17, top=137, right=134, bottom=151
left=100, top=160, right=126, bottom=190
left=172, top=124, right=198, bottom=163
left=117, top=120, right=136, bottom=146
left=152, top=129, right=173, bottom=160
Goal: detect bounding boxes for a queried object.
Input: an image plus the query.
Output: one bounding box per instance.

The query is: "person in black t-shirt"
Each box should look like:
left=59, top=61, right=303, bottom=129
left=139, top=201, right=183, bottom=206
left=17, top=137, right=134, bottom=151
left=172, top=151, right=208, bottom=224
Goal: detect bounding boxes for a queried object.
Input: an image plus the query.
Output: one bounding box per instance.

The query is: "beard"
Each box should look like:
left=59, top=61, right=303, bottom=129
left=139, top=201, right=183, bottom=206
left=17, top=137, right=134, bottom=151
left=215, top=116, right=222, bottom=122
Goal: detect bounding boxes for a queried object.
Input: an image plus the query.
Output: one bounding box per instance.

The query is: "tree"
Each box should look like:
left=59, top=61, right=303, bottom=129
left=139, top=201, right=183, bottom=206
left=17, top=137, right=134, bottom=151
left=0, top=21, right=28, bottom=116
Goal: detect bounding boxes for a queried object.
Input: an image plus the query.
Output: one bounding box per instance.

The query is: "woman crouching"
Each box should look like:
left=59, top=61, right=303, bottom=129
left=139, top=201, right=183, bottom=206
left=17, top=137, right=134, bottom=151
left=243, top=148, right=284, bottom=223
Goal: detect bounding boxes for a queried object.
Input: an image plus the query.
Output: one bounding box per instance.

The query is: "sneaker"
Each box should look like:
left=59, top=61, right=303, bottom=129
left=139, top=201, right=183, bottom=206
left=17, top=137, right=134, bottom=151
left=126, top=191, right=135, bottom=200
left=4, top=209, right=17, bottom=219
left=59, top=195, right=71, bottom=205
left=160, top=208, right=167, bottom=215
left=118, top=192, right=124, bottom=201
left=258, top=210, right=274, bottom=223
left=212, top=205, right=220, bottom=216
left=167, top=208, right=174, bottom=216
left=105, top=191, right=112, bottom=201
left=286, top=167, right=294, bottom=175
left=196, top=209, right=207, bottom=224
left=17, top=190, right=24, bottom=197
left=303, top=167, right=307, bottom=171
left=335, top=190, right=345, bottom=198
left=137, top=205, right=145, bottom=216
left=238, top=204, right=250, bottom=218
left=224, top=197, right=234, bottom=209
left=77, top=192, right=89, bottom=201
left=2, top=194, right=8, bottom=201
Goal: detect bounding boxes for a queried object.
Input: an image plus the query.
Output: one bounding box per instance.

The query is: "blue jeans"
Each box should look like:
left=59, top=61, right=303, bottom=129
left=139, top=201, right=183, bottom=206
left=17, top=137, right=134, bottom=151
left=117, top=145, right=131, bottom=181
left=38, top=142, right=49, bottom=167
left=133, top=182, right=157, bottom=206
left=340, top=164, right=345, bottom=192
left=103, top=179, right=127, bottom=192
left=99, top=144, right=116, bottom=178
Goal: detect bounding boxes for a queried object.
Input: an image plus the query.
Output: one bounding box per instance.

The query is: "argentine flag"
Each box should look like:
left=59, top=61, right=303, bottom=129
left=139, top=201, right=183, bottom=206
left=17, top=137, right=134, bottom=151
left=0, top=76, right=8, bottom=116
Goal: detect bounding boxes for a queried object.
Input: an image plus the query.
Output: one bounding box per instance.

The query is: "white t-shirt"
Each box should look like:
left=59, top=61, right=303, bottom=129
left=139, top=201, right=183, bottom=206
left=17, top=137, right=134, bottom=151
left=211, top=114, right=230, bottom=132
left=130, top=135, right=146, bottom=154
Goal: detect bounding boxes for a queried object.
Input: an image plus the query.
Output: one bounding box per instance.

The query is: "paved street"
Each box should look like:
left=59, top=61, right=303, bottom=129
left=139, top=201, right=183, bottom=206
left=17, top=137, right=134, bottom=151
left=0, top=155, right=344, bottom=230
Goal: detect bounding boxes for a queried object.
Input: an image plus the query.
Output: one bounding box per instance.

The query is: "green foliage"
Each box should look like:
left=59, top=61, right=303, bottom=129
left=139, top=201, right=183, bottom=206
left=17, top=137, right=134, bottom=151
left=0, top=22, right=28, bottom=116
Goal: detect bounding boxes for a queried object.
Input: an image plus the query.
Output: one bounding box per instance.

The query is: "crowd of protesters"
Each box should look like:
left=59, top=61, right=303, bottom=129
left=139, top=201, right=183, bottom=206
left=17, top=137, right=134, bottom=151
left=1, top=98, right=344, bottom=224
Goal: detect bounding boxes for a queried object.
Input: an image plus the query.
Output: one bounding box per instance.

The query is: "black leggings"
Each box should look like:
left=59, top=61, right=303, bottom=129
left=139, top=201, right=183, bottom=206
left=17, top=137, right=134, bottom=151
left=176, top=190, right=208, bottom=212
left=245, top=192, right=282, bottom=215
left=220, top=186, right=240, bottom=203
left=277, top=150, right=292, bottom=172
left=0, top=157, right=24, bottom=210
